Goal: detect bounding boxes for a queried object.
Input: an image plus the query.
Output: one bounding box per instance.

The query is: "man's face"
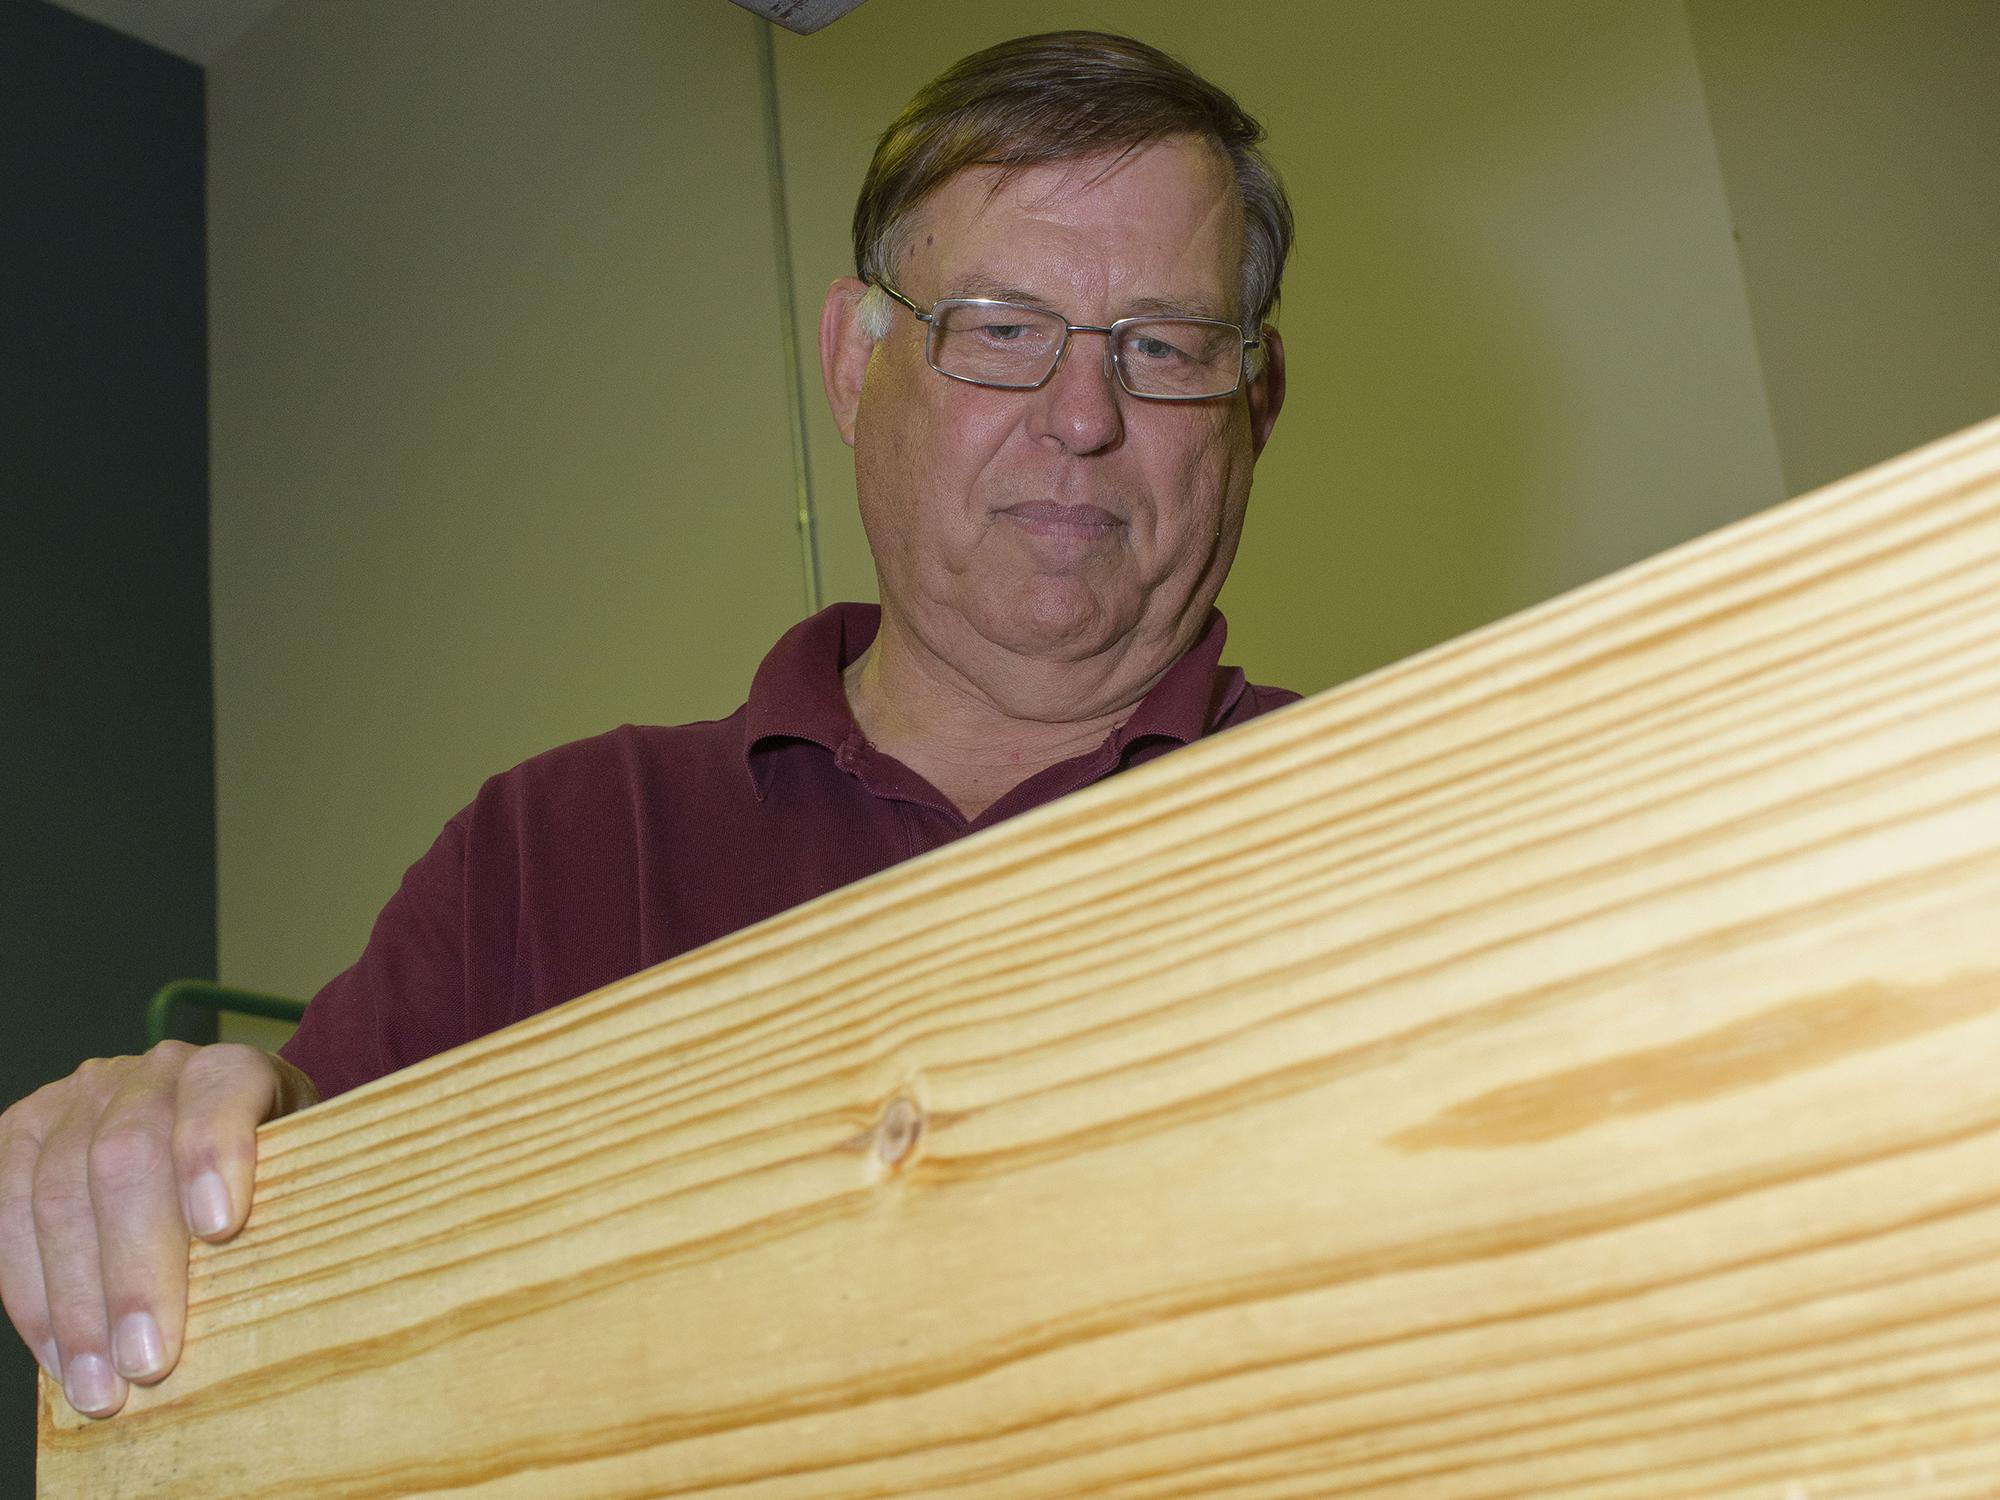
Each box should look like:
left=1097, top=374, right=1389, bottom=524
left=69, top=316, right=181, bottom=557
left=827, top=136, right=1283, bottom=688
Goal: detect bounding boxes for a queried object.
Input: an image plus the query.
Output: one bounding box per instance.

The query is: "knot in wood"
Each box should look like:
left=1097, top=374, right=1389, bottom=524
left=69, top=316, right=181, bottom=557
left=875, top=1095, right=923, bottom=1167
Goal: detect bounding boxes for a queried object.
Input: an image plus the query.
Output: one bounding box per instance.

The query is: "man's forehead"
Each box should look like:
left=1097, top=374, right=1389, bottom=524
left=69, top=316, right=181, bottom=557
left=895, top=138, right=1244, bottom=311
left=942, top=269, right=1235, bottom=322
left=927, top=137, right=1234, bottom=223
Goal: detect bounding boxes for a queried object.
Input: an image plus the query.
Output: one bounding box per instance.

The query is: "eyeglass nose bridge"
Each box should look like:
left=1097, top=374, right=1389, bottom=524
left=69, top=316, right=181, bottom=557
left=1040, top=320, right=1122, bottom=393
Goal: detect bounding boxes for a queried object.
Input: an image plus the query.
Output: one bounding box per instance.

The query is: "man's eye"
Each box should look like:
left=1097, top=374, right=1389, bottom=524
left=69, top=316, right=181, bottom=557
left=1130, top=334, right=1190, bottom=362
left=977, top=321, right=1031, bottom=342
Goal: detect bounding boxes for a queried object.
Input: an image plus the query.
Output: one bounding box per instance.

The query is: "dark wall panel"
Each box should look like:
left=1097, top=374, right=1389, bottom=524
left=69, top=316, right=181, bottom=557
left=0, top=1, right=213, bottom=1485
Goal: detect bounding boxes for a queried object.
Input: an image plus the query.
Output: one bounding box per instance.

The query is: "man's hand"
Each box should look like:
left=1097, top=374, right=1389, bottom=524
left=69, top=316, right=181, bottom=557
left=0, top=1042, right=317, bottom=1417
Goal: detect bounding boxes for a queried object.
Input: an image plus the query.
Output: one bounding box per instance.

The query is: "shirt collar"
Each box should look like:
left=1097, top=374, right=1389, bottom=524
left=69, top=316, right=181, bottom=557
left=741, top=602, right=1243, bottom=797
left=742, top=603, right=879, bottom=797
left=1105, top=607, right=1243, bottom=756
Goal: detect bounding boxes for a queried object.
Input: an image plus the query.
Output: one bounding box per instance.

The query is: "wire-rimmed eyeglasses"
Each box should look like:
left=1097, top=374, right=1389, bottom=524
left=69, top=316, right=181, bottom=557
left=874, top=281, right=1259, bottom=401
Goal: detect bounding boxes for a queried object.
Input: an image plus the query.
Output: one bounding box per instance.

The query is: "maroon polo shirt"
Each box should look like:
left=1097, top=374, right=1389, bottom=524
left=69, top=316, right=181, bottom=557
left=279, top=603, right=1299, bottom=1099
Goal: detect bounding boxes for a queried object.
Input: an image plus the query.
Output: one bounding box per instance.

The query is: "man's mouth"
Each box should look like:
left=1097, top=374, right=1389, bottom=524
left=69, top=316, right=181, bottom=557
left=997, top=502, right=1124, bottom=539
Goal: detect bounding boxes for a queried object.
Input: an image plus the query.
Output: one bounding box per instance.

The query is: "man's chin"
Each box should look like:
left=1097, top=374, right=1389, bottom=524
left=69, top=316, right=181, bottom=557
left=963, top=582, right=1137, bottom=665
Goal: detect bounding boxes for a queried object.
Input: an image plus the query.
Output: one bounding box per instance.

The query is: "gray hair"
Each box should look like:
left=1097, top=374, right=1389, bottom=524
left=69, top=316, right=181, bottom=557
left=852, top=31, right=1294, bottom=332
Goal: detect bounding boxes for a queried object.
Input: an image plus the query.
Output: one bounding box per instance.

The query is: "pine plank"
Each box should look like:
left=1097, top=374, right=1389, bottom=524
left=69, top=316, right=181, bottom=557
left=40, top=415, right=2000, bottom=1497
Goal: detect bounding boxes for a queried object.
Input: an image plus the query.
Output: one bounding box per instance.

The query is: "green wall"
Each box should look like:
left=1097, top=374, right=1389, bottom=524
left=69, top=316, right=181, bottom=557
left=1, top=4, right=213, bottom=1487
left=206, top=1, right=806, bottom=1000
left=201, top=0, right=2000, bottom=1011
left=1689, top=0, right=2000, bottom=495
left=773, top=0, right=1790, bottom=695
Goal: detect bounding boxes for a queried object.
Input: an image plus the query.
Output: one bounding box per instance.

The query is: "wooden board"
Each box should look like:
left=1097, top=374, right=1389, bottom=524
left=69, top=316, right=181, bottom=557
left=41, top=415, right=2000, bottom=1497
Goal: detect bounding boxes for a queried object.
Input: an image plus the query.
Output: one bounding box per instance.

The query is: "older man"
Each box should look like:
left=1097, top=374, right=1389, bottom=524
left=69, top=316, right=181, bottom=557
left=0, top=30, right=1292, bottom=1420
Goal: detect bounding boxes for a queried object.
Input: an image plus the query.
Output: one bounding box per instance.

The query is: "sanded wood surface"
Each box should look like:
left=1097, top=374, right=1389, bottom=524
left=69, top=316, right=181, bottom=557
left=41, top=416, right=2000, bottom=1496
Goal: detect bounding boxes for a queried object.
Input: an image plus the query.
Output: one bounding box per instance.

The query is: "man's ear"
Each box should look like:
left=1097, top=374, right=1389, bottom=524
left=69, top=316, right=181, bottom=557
left=1246, top=326, right=1286, bottom=458
left=819, top=277, right=877, bottom=448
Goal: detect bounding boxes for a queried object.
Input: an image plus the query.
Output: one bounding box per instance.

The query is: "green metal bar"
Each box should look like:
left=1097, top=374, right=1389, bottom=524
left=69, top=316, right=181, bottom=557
left=145, top=979, right=306, bottom=1049
left=755, top=15, right=823, bottom=616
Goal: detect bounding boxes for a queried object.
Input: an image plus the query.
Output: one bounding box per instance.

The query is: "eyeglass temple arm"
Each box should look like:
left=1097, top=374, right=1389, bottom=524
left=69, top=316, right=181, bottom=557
left=873, top=281, right=932, bottom=324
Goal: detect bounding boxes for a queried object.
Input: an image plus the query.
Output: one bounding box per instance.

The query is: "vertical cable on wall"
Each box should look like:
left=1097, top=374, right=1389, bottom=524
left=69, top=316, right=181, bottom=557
left=755, top=18, right=823, bottom=615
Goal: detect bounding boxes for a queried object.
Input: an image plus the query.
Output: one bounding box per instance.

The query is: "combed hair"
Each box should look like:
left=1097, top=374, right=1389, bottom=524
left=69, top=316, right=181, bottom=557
left=852, top=31, right=1294, bottom=330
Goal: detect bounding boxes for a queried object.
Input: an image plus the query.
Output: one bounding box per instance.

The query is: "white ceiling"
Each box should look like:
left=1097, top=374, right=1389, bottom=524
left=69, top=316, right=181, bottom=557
left=45, top=0, right=289, bottom=65
left=47, top=0, right=868, bottom=61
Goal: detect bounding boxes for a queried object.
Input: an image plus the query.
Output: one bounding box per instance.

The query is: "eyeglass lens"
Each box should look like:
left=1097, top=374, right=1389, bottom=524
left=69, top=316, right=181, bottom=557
left=929, top=303, right=1242, bottom=398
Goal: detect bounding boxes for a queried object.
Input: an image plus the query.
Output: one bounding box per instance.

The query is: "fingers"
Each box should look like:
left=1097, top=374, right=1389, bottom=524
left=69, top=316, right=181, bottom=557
left=172, top=1044, right=292, bottom=1245
left=90, top=1048, right=217, bottom=1397
left=77, top=1044, right=289, bottom=1409
left=0, top=1106, right=60, bottom=1380
left=34, top=1048, right=191, bottom=1416
left=0, top=1041, right=308, bottom=1422
left=29, top=1071, right=125, bottom=1414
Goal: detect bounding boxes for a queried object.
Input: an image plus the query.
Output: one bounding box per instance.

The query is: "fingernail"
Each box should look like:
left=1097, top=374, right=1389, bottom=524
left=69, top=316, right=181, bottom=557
left=36, top=1340, right=60, bottom=1380
left=64, top=1353, right=119, bottom=1415
left=114, top=1311, right=166, bottom=1379
left=188, top=1171, right=232, bottom=1237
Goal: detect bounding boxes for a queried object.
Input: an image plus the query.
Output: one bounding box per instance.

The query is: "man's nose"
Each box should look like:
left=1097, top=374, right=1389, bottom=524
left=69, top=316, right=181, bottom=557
left=1030, top=330, right=1124, bottom=455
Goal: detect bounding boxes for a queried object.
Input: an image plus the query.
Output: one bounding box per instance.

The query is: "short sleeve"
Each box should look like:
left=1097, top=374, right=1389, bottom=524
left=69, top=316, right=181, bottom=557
left=278, top=812, right=471, bottom=1101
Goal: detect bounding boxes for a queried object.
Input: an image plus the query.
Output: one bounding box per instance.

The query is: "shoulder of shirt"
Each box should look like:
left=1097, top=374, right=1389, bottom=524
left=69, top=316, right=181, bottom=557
left=1229, top=680, right=1306, bottom=725
left=446, top=711, right=753, bottom=827
left=1245, top=682, right=1305, bottom=711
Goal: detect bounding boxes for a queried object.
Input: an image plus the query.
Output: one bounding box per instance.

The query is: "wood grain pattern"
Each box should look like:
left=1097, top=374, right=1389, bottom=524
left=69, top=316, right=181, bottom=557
left=41, top=416, right=2000, bottom=1497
